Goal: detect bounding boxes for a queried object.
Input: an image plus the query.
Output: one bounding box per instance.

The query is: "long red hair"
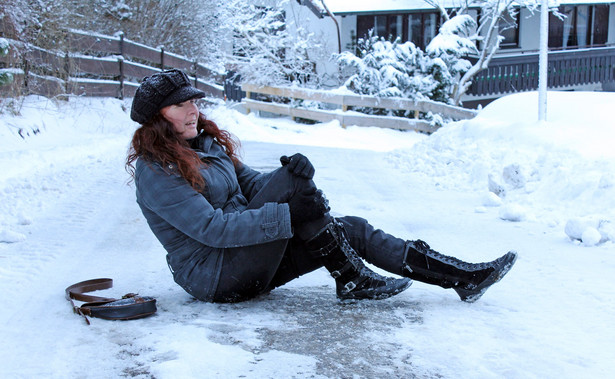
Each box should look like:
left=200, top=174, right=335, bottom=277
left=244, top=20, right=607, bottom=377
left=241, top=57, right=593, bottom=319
left=126, top=113, right=240, bottom=191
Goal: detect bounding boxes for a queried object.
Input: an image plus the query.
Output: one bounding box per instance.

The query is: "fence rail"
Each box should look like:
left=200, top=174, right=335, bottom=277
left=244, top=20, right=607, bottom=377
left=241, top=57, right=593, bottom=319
left=468, top=46, right=615, bottom=96
left=242, top=84, right=478, bottom=134
left=0, top=29, right=224, bottom=99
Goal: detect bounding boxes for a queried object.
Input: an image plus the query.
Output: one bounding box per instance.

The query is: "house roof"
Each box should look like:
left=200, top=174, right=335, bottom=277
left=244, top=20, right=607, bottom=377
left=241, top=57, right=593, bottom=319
left=323, top=0, right=614, bottom=14
left=324, top=0, right=454, bottom=14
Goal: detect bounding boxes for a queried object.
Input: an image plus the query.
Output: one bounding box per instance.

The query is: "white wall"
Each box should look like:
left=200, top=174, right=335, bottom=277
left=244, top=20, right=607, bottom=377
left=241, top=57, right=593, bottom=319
left=339, top=15, right=357, bottom=52
left=283, top=1, right=340, bottom=86
left=518, top=8, right=542, bottom=52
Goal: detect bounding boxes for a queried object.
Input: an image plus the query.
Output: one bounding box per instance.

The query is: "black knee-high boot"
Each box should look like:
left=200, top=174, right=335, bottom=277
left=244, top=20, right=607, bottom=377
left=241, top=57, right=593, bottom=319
left=305, top=219, right=412, bottom=300
left=402, top=240, right=517, bottom=302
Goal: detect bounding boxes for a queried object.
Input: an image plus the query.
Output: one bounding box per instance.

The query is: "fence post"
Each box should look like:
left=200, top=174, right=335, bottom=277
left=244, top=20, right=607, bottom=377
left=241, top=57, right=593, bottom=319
left=341, top=98, right=348, bottom=128
left=118, top=31, right=125, bottom=99
left=22, top=55, right=29, bottom=94
left=64, top=51, right=70, bottom=95
left=159, top=46, right=165, bottom=69
left=118, top=31, right=124, bottom=56
left=192, top=60, right=198, bottom=89
left=245, top=90, right=251, bottom=114
left=118, top=57, right=124, bottom=99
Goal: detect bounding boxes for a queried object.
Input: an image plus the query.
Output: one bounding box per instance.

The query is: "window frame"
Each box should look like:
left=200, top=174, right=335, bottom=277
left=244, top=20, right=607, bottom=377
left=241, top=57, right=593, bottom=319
left=498, top=9, right=521, bottom=49
left=356, top=11, right=441, bottom=50
left=548, top=4, right=610, bottom=50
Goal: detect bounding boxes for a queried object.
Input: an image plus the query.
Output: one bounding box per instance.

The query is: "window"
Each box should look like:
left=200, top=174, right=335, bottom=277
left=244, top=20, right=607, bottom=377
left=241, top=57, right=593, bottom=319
left=591, top=5, right=609, bottom=45
left=357, top=12, right=440, bottom=50
left=549, top=5, right=610, bottom=49
left=498, top=10, right=520, bottom=48
left=408, top=13, right=439, bottom=49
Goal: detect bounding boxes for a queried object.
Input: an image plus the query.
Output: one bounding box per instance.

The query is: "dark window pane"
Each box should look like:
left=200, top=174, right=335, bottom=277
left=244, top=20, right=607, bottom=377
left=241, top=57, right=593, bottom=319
left=389, top=15, right=403, bottom=41
left=593, top=5, right=609, bottom=45
left=423, top=13, right=438, bottom=47
left=562, top=6, right=577, bottom=48
left=408, top=14, right=423, bottom=47
left=374, top=15, right=387, bottom=37
left=498, top=10, right=519, bottom=48
left=549, top=12, right=564, bottom=48
left=576, top=5, right=590, bottom=47
left=357, top=15, right=374, bottom=40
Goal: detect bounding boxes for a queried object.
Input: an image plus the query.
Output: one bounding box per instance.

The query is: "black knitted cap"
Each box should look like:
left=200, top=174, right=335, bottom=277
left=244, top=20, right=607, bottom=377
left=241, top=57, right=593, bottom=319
left=130, top=69, right=205, bottom=124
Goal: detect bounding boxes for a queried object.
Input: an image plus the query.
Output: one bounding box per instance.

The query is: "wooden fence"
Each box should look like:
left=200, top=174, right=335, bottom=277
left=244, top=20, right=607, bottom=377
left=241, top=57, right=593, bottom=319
left=0, top=29, right=224, bottom=99
left=468, top=46, right=615, bottom=96
left=242, top=84, right=478, bottom=134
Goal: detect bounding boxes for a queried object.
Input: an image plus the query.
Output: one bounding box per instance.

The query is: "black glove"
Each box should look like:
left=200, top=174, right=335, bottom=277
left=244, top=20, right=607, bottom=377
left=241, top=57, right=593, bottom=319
left=280, top=153, right=315, bottom=179
left=288, top=187, right=330, bottom=225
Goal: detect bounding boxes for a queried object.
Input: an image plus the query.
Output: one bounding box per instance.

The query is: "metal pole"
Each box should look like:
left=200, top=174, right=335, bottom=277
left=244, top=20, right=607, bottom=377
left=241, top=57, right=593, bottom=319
left=538, top=0, right=549, bottom=121
left=321, top=0, right=341, bottom=54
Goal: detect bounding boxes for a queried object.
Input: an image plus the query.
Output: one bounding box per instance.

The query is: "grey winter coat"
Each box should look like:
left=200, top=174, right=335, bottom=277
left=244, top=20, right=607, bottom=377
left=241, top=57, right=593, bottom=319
left=134, top=134, right=293, bottom=300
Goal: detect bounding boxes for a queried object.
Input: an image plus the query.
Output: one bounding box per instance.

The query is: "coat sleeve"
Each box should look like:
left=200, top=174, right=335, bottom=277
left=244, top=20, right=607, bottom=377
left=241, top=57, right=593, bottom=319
left=136, top=162, right=292, bottom=249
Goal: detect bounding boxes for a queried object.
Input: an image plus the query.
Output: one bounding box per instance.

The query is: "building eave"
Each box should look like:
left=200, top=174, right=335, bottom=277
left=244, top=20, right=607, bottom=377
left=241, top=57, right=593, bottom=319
left=325, top=0, right=615, bottom=15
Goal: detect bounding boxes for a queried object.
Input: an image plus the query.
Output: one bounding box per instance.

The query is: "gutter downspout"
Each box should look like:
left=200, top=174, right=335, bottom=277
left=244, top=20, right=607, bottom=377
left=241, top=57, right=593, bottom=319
left=320, top=0, right=341, bottom=54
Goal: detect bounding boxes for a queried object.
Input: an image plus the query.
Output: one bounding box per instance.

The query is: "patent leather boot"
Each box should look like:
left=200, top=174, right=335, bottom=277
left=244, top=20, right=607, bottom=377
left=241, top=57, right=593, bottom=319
left=306, top=219, right=412, bottom=300
left=402, top=240, right=517, bottom=302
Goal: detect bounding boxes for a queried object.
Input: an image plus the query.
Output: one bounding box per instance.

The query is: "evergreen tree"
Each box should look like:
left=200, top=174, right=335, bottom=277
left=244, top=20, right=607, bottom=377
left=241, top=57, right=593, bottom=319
left=338, top=32, right=455, bottom=117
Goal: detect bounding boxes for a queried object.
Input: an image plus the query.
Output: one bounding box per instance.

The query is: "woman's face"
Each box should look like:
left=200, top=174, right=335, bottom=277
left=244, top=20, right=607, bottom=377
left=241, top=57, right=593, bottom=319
left=160, top=99, right=199, bottom=139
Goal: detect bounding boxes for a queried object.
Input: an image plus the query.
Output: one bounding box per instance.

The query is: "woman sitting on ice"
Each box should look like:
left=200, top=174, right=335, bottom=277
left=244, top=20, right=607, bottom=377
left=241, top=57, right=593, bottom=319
left=126, top=69, right=517, bottom=303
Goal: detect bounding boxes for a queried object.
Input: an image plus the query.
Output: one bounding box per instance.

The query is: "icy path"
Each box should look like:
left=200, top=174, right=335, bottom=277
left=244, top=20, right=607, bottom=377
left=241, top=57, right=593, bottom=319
left=1, top=139, right=613, bottom=378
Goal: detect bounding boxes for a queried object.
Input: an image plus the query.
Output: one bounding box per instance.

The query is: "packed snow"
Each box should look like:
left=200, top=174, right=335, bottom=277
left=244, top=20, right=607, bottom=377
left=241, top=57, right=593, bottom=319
left=0, top=91, right=613, bottom=378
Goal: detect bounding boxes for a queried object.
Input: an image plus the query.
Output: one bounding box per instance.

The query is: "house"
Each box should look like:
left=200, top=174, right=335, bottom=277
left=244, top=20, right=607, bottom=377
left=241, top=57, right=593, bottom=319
left=290, top=0, right=615, bottom=106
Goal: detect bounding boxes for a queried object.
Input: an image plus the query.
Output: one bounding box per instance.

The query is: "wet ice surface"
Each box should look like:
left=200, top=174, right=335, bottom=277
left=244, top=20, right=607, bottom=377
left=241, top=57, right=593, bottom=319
left=213, top=287, right=424, bottom=378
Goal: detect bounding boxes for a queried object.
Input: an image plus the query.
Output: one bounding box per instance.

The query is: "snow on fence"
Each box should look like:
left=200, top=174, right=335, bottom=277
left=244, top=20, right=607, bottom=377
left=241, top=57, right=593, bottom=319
left=241, top=84, right=478, bottom=134
left=0, top=30, right=224, bottom=99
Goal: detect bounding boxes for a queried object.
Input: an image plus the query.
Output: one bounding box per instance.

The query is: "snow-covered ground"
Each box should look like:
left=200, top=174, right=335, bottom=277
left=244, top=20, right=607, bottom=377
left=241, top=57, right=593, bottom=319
left=0, top=91, right=613, bottom=378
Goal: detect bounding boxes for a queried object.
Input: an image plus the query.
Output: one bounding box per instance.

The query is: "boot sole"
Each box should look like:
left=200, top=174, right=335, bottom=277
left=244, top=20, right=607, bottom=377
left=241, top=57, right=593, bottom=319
left=454, top=251, right=518, bottom=303
left=337, top=278, right=412, bottom=301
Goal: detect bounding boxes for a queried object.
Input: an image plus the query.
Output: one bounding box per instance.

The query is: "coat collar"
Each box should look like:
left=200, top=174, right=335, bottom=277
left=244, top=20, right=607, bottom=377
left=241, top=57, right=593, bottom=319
left=188, top=131, right=214, bottom=152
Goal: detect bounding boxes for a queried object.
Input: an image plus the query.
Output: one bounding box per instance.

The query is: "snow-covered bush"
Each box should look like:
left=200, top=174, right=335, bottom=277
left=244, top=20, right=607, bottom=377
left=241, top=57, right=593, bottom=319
left=337, top=33, right=454, bottom=118
left=426, top=15, right=476, bottom=103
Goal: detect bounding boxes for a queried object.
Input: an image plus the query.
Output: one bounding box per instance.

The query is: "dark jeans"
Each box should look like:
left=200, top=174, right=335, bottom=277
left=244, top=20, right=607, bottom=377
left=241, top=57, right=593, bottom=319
left=212, top=168, right=406, bottom=302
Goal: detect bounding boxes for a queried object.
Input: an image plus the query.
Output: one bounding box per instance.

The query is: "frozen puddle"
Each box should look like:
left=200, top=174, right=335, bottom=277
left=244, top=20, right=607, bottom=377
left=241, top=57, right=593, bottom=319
left=208, top=286, right=424, bottom=378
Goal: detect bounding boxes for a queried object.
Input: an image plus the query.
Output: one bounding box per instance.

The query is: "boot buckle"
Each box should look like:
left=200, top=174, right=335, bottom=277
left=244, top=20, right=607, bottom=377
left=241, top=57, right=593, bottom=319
left=330, top=262, right=355, bottom=280
left=344, top=281, right=357, bottom=292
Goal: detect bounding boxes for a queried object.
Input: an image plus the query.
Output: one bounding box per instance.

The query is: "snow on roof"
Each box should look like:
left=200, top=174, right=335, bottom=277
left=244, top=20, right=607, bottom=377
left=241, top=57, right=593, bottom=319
left=324, top=0, right=614, bottom=14
left=558, top=0, right=614, bottom=4
left=324, top=0, right=449, bottom=14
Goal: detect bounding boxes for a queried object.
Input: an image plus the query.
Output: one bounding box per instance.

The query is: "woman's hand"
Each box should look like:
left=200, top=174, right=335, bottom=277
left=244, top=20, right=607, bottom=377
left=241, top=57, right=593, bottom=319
left=288, top=187, right=329, bottom=225
left=280, top=153, right=315, bottom=179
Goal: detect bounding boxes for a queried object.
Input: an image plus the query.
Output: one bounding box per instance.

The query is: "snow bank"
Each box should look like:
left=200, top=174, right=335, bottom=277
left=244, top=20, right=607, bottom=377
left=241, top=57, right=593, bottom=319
left=388, top=91, right=615, bottom=246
